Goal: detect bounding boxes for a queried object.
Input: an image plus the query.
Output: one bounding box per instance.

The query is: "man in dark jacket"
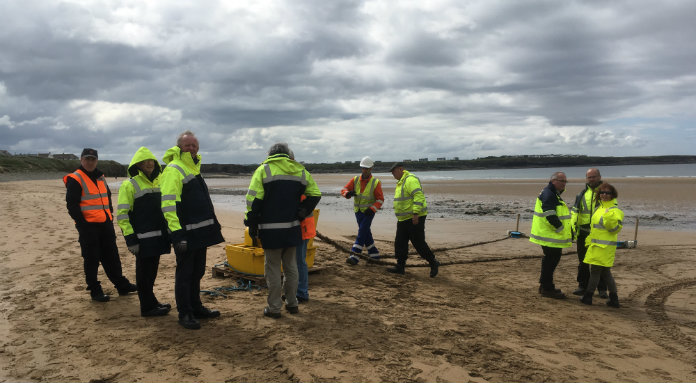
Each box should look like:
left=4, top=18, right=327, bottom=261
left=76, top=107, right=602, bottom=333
left=160, top=131, right=225, bottom=330
left=244, top=143, right=321, bottom=318
left=570, top=168, right=608, bottom=297
left=529, top=172, right=573, bottom=299
left=64, top=148, right=137, bottom=302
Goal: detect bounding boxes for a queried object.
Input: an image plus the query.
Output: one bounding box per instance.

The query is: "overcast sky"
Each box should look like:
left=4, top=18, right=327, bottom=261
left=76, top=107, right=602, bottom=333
left=1, top=0, right=695, bottom=165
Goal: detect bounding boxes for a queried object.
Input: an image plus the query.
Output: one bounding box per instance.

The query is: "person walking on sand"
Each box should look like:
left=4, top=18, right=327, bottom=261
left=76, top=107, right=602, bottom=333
left=117, top=147, right=172, bottom=317
left=160, top=131, right=225, bottom=330
left=571, top=168, right=608, bottom=298
left=529, top=171, right=572, bottom=299
left=64, top=148, right=137, bottom=302
left=580, top=183, right=624, bottom=308
left=342, top=156, right=384, bottom=265
left=244, top=143, right=321, bottom=318
left=386, top=163, right=439, bottom=277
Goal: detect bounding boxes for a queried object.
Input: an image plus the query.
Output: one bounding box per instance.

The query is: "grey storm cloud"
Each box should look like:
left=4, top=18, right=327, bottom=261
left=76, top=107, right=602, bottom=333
left=0, top=0, right=694, bottom=164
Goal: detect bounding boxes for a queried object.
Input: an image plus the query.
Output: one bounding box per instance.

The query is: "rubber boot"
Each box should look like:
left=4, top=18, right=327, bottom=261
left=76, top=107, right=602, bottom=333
left=580, top=292, right=593, bottom=305
left=606, top=292, right=620, bottom=308
left=429, top=259, right=439, bottom=278
left=89, top=284, right=110, bottom=302
left=387, top=260, right=406, bottom=275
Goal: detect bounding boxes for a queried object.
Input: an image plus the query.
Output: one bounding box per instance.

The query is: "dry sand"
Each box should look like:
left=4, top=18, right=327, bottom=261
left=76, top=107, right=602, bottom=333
left=1, top=175, right=695, bottom=382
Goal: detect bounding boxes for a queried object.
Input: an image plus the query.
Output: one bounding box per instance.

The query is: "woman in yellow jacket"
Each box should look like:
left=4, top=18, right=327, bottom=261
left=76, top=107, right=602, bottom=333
left=581, top=183, right=623, bottom=308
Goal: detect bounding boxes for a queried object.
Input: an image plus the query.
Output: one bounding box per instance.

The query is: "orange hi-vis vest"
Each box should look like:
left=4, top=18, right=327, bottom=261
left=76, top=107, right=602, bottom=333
left=63, top=170, right=113, bottom=223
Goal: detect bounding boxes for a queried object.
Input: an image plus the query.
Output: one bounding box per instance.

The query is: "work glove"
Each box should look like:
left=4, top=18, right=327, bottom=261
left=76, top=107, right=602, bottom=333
left=297, top=207, right=309, bottom=220
left=127, top=244, right=140, bottom=256
left=554, top=224, right=564, bottom=233
left=174, top=240, right=188, bottom=254
left=363, top=207, right=375, bottom=216
left=345, top=191, right=355, bottom=199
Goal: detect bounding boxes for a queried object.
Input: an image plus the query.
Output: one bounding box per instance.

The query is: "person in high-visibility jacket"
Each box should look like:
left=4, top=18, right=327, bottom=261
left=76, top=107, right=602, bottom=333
left=570, top=168, right=607, bottom=298
left=529, top=171, right=572, bottom=299
left=341, top=156, right=384, bottom=265
left=386, top=163, right=439, bottom=277
left=580, top=183, right=623, bottom=308
left=64, top=148, right=137, bottom=302
left=117, top=147, right=171, bottom=317
left=245, top=143, right=321, bottom=318
left=160, top=131, right=225, bottom=330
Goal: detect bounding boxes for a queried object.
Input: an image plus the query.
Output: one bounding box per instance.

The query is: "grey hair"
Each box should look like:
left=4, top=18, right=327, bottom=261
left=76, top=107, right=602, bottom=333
left=268, top=142, right=291, bottom=156
left=550, top=171, right=566, bottom=181
left=177, top=130, right=196, bottom=146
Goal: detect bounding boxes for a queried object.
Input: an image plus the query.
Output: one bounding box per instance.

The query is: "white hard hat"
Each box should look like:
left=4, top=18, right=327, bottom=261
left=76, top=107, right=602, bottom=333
left=359, top=156, right=374, bottom=168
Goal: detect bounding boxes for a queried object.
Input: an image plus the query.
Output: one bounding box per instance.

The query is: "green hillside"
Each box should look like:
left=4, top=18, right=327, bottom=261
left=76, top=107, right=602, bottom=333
left=0, top=156, right=126, bottom=177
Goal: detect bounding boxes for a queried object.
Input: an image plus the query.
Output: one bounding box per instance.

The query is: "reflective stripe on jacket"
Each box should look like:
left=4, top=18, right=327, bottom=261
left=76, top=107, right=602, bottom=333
left=584, top=199, right=623, bottom=267
left=393, top=170, right=427, bottom=221
left=571, top=183, right=601, bottom=233
left=352, top=176, right=383, bottom=213
left=245, top=154, right=321, bottom=249
left=63, top=169, right=113, bottom=223
left=116, top=146, right=171, bottom=256
left=529, top=185, right=572, bottom=248
left=159, top=145, right=224, bottom=249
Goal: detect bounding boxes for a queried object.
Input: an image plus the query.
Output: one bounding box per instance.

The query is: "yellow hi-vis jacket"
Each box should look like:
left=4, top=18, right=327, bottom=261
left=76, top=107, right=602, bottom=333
left=571, top=183, right=601, bottom=234
left=584, top=199, right=623, bottom=267
left=351, top=176, right=382, bottom=213
left=245, top=153, right=321, bottom=249
left=529, top=186, right=572, bottom=248
left=117, top=146, right=171, bottom=256
left=393, top=170, right=428, bottom=221
left=159, top=146, right=224, bottom=249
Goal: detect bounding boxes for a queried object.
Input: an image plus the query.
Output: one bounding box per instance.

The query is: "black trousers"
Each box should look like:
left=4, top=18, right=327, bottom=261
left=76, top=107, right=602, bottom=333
left=394, top=216, right=436, bottom=265
left=136, top=255, right=161, bottom=313
left=77, top=222, right=129, bottom=291
left=174, top=247, right=207, bottom=317
left=539, top=246, right=562, bottom=291
left=576, top=231, right=607, bottom=292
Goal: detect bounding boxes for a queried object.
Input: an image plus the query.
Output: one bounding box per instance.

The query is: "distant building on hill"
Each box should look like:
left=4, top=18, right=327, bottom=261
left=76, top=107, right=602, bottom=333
left=0, top=150, right=10, bottom=156
left=51, top=153, right=79, bottom=160
left=38, top=153, right=50, bottom=158
left=436, top=157, right=446, bottom=161
left=418, top=158, right=428, bottom=162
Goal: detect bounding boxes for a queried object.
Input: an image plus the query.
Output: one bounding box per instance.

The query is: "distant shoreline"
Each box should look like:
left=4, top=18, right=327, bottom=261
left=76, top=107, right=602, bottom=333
left=2, top=154, right=694, bottom=178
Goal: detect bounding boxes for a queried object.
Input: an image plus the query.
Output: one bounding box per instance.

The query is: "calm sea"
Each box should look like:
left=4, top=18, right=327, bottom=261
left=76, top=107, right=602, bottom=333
left=377, top=163, right=696, bottom=181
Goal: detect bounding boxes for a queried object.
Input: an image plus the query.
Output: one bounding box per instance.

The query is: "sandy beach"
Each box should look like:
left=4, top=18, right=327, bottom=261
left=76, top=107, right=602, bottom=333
left=1, top=174, right=695, bottom=382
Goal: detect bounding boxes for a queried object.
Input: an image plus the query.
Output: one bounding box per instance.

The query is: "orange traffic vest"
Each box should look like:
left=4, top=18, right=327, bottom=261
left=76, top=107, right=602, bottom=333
left=63, top=170, right=113, bottom=223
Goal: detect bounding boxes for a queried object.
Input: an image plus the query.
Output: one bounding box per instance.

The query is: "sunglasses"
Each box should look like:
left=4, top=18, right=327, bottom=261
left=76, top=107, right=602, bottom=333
left=598, top=191, right=612, bottom=195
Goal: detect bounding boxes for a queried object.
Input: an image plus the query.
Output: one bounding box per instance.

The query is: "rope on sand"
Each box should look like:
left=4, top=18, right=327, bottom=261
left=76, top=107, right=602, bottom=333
left=314, top=231, right=544, bottom=267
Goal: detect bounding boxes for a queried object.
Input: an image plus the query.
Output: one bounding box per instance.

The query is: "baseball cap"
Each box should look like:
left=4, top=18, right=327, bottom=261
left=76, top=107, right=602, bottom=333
left=389, top=162, right=403, bottom=172
left=81, top=148, right=98, bottom=159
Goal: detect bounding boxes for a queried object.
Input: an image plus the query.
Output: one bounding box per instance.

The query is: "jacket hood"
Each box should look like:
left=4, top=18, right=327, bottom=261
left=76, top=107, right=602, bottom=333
left=163, top=145, right=201, bottom=166
left=263, top=154, right=306, bottom=173
left=127, top=146, right=161, bottom=178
